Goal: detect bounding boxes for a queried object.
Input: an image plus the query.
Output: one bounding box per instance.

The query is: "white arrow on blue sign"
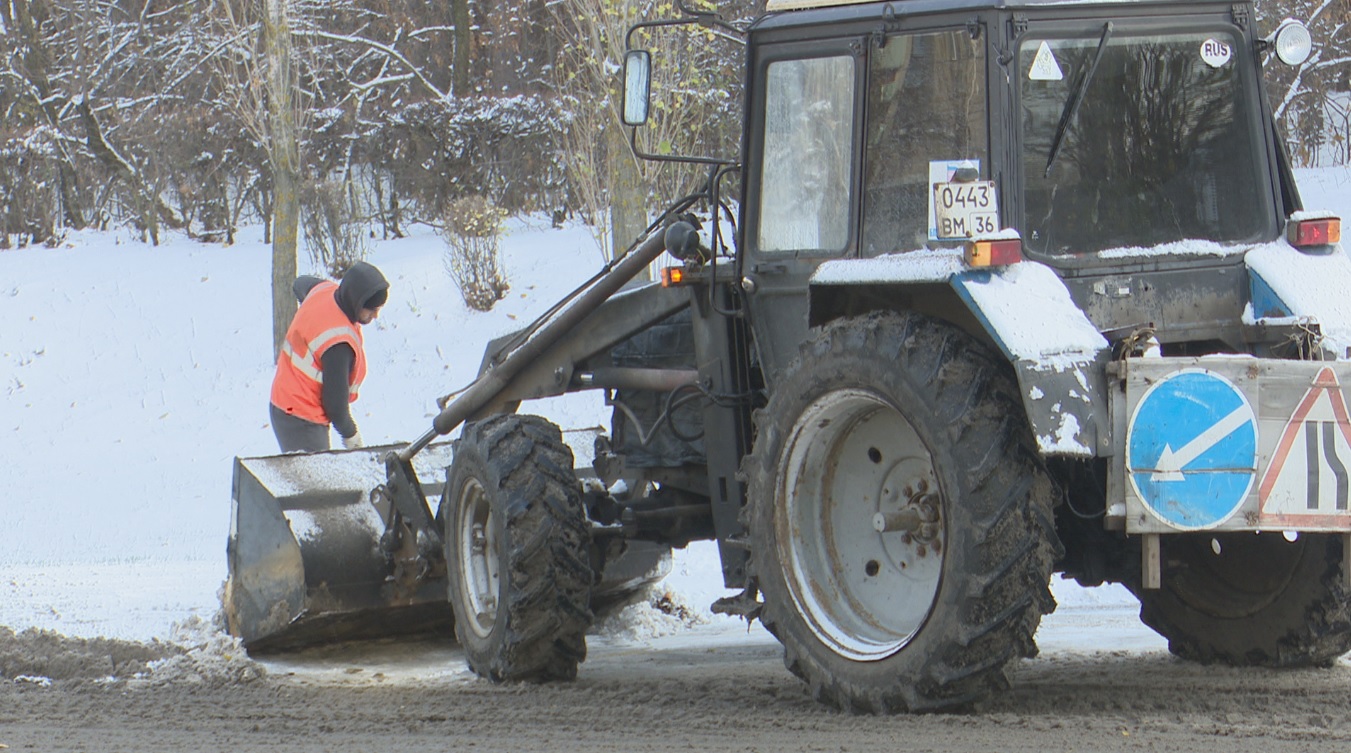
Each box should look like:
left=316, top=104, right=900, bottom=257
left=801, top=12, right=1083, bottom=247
left=1127, top=369, right=1258, bottom=530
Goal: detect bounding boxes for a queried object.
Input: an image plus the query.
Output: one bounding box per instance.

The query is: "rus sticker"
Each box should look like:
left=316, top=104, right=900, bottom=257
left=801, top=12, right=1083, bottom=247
left=1201, top=38, right=1232, bottom=68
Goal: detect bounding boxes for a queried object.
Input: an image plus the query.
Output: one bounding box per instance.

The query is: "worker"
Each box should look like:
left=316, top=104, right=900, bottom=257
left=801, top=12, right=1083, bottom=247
left=269, top=261, right=389, bottom=452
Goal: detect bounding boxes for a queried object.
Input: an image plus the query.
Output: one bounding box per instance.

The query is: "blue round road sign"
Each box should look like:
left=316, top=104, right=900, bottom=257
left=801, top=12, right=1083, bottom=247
left=1127, top=369, right=1258, bottom=530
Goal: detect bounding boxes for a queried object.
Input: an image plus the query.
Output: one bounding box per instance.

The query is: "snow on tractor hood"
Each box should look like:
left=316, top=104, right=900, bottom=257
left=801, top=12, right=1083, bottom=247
left=1244, top=234, right=1351, bottom=361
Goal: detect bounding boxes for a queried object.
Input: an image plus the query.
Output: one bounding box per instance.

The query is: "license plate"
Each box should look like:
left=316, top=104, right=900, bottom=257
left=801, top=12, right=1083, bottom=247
left=932, top=180, right=998, bottom=239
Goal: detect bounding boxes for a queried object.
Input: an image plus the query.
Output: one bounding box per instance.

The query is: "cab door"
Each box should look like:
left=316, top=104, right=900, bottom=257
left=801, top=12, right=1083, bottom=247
left=742, top=18, right=995, bottom=382
left=741, top=37, right=864, bottom=380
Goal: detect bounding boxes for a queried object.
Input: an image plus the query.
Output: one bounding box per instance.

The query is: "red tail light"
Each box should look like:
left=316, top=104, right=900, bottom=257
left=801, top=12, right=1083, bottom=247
left=1288, top=217, right=1341, bottom=248
left=964, top=238, right=1023, bottom=267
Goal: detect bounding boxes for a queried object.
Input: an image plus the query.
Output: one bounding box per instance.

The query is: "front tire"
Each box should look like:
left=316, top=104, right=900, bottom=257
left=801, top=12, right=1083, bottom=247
left=1132, top=532, right=1351, bottom=667
left=444, top=414, right=594, bottom=682
left=745, top=312, right=1061, bottom=713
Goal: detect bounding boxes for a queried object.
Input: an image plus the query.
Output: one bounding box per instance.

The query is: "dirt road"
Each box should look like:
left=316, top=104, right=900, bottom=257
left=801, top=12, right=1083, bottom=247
left=3, top=610, right=1350, bottom=753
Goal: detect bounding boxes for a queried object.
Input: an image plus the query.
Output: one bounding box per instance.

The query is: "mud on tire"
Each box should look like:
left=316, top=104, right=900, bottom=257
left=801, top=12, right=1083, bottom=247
left=745, top=311, right=1062, bottom=713
left=443, top=414, right=594, bottom=682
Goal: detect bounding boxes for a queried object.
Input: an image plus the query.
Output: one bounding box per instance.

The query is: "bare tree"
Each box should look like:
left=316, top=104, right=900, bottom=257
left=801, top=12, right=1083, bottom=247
left=452, top=0, right=472, bottom=96
left=301, top=177, right=369, bottom=277
left=263, top=0, right=303, bottom=353
left=0, top=0, right=203, bottom=241
left=1259, top=0, right=1351, bottom=166
left=0, top=0, right=719, bottom=258
left=551, top=0, right=653, bottom=262
left=206, top=0, right=314, bottom=353
left=551, top=0, right=748, bottom=262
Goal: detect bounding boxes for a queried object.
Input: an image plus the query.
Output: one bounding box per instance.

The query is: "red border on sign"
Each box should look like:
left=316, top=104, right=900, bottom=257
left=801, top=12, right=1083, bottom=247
left=1258, top=367, right=1351, bottom=527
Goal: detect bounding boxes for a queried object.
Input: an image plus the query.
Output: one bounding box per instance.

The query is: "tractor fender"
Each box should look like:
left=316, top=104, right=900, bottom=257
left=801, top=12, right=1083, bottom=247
left=812, top=251, right=1109, bottom=457
left=1245, top=236, right=1351, bottom=360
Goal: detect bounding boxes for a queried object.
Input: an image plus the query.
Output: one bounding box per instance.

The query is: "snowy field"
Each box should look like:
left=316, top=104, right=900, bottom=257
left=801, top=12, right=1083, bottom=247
left=1, top=167, right=1348, bottom=658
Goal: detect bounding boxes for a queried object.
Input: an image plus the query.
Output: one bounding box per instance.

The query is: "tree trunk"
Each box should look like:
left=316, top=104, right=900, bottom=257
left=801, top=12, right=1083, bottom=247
left=452, top=0, right=471, bottom=97
left=607, top=124, right=648, bottom=272
left=265, top=0, right=301, bottom=356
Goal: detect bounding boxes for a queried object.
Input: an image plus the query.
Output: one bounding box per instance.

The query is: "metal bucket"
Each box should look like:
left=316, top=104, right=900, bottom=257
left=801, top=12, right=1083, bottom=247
left=225, top=439, right=676, bottom=652
left=224, top=443, right=456, bottom=652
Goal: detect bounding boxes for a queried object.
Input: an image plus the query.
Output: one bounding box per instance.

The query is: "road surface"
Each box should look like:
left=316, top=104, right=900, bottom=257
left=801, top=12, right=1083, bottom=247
left=3, top=583, right=1349, bottom=752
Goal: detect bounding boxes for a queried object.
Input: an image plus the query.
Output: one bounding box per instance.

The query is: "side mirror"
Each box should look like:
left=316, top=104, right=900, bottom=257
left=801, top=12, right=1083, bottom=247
left=622, top=50, right=652, bottom=126
left=1267, top=19, right=1312, bottom=66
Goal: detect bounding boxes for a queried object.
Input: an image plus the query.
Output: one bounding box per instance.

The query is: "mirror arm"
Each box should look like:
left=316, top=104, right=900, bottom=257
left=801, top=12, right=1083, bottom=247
left=627, top=127, right=736, bottom=169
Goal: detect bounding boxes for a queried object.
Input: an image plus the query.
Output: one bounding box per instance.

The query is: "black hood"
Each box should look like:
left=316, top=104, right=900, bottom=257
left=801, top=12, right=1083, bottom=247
left=336, top=261, right=389, bottom=322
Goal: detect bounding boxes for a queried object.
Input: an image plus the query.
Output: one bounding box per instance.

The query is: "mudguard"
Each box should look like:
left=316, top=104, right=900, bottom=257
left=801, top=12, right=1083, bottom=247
left=813, top=251, right=1109, bottom=456
left=1245, top=235, right=1351, bottom=359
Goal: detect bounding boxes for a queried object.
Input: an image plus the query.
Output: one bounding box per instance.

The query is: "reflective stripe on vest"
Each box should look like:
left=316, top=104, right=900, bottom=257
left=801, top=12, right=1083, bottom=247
left=280, top=326, right=361, bottom=398
left=270, top=281, right=367, bottom=424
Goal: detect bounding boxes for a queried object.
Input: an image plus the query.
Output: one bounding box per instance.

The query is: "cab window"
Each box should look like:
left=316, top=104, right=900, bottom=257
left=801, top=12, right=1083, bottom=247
left=861, top=29, right=989, bottom=255
left=757, top=55, right=856, bottom=254
left=1020, top=30, right=1268, bottom=254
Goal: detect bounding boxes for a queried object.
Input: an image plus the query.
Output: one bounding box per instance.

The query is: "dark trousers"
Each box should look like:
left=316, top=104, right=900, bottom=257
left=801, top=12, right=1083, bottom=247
left=270, top=403, right=330, bottom=452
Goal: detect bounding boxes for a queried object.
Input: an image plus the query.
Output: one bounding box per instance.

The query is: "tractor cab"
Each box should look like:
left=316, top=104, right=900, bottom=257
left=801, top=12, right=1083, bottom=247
left=723, top=0, right=1326, bottom=372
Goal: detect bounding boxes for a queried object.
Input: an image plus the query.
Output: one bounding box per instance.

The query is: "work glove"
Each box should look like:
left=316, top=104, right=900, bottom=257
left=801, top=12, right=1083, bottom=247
left=341, top=429, right=364, bottom=449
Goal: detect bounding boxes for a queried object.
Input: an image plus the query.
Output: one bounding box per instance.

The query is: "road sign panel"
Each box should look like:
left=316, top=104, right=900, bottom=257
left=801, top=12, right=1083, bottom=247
left=1259, top=367, right=1351, bottom=526
left=1126, top=369, right=1258, bottom=530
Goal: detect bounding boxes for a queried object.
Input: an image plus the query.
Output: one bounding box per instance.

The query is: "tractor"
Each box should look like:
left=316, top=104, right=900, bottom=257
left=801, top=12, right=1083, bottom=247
left=227, top=0, right=1350, bottom=712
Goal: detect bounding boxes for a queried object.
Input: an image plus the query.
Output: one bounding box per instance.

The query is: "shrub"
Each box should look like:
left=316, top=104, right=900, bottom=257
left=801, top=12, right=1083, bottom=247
left=439, top=195, right=509, bottom=311
left=301, top=178, right=368, bottom=277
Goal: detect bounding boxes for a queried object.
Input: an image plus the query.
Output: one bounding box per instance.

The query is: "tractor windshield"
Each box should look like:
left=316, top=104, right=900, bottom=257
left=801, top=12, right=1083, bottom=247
left=1019, top=29, right=1271, bottom=256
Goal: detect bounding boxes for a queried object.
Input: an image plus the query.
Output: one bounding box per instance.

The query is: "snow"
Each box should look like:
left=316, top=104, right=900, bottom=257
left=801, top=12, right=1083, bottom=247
left=1249, top=162, right=1351, bottom=340
left=1245, top=240, right=1351, bottom=357
left=2, top=165, right=1348, bottom=668
left=1290, top=208, right=1340, bottom=221
left=813, top=247, right=967, bottom=284
left=1039, top=410, right=1085, bottom=455
left=954, top=260, right=1107, bottom=360
left=813, top=251, right=1107, bottom=366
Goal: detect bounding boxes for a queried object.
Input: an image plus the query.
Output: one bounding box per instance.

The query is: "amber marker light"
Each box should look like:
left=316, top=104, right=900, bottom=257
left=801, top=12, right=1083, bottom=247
left=964, top=238, right=1023, bottom=267
left=660, top=266, right=687, bottom=287
left=1288, top=217, right=1342, bottom=249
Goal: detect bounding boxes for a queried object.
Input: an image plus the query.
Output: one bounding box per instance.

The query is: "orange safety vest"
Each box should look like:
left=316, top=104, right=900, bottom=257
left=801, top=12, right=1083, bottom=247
left=270, top=280, right=367, bottom=425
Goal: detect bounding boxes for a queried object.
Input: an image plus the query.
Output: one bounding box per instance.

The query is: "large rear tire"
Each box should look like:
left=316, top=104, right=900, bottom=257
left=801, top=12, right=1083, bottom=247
left=443, top=414, right=594, bottom=682
left=1132, top=532, right=1351, bottom=667
left=745, top=312, right=1061, bottom=713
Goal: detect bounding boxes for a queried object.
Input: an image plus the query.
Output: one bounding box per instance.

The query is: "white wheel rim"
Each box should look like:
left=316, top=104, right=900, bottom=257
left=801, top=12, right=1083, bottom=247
left=456, top=478, right=500, bottom=639
left=777, top=388, right=944, bottom=661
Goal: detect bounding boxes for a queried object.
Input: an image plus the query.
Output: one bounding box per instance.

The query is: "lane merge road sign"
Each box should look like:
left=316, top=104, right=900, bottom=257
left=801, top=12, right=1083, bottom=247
left=1259, top=366, right=1351, bottom=527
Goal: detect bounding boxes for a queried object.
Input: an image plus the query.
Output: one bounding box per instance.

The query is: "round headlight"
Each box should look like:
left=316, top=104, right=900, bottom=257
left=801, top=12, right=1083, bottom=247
left=1272, top=19, right=1312, bottom=66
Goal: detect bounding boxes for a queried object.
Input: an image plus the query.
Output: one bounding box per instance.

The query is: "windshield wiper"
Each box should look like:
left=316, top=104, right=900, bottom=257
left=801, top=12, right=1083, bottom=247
left=1044, top=22, right=1113, bottom=178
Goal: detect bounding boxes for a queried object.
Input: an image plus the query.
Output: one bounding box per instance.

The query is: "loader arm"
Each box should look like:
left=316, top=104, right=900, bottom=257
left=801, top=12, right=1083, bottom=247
left=377, top=227, right=686, bottom=538
left=470, top=281, right=692, bottom=413
left=356, top=229, right=683, bottom=586
left=399, top=227, right=677, bottom=462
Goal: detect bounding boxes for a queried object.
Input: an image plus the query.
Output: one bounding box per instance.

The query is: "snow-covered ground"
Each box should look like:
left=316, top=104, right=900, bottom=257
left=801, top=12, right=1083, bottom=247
left=1, top=167, right=1347, bottom=658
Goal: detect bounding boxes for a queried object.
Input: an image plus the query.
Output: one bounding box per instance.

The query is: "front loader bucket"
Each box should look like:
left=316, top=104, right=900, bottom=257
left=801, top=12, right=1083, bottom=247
left=224, top=444, right=455, bottom=652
